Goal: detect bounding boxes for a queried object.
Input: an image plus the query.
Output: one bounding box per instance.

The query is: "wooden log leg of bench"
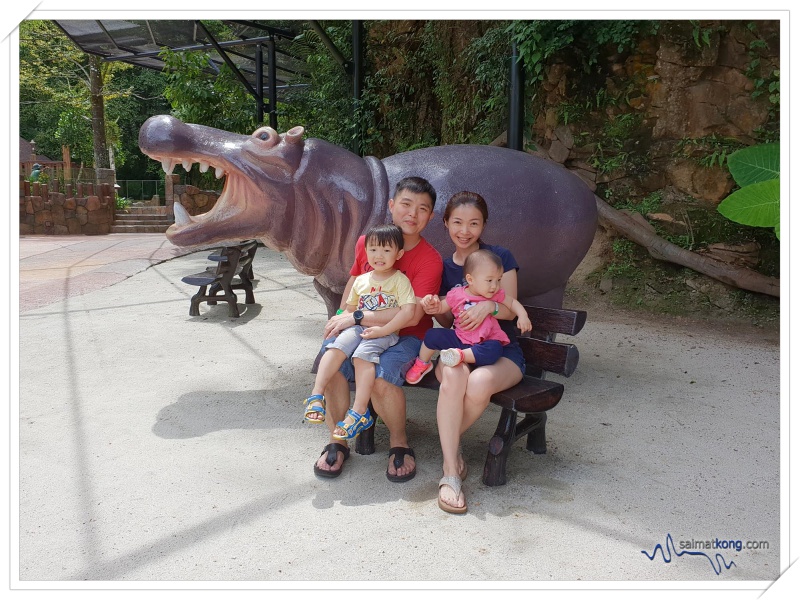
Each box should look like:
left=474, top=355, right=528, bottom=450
left=355, top=401, right=377, bottom=455
left=207, top=282, right=221, bottom=305
left=523, top=412, right=548, bottom=454
left=223, top=288, right=240, bottom=317
left=241, top=277, right=255, bottom=304
left=483, top=407, right=518, bottom=487
left=189, top=286, right=208, bottom=316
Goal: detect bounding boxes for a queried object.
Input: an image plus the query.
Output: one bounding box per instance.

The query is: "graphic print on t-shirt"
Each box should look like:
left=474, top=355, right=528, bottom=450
left=359, top=286, right=399, bottom=311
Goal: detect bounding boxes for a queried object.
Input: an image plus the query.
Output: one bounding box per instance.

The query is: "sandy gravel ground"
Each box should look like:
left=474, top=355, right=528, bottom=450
left=16, top=241, right=781, bottom=586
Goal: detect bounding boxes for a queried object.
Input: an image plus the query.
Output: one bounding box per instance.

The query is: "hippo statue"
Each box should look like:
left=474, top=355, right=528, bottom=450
left=138, top=115, right=597, bottom=314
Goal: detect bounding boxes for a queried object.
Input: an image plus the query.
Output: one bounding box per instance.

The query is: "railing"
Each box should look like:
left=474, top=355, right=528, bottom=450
left=116, top=180, right=167, bottom=203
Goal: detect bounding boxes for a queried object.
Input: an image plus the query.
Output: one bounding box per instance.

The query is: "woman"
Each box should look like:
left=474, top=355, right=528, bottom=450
left=424, top=191, right=526, bottom=514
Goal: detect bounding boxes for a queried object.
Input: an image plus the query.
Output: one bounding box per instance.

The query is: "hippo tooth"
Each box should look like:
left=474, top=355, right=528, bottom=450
left=215, top=166, right=224, bottom=179
left=182, top=160, right=192, bottom=171
left=199, top=161, right=209, bottom=173
left=161, top=159, right=175, bottom=175
left=173, top=201, right=194, bottom=227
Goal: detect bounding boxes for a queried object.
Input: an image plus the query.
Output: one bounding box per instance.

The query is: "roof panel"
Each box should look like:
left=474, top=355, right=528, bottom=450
left=54, top=19, right=312, bottom=104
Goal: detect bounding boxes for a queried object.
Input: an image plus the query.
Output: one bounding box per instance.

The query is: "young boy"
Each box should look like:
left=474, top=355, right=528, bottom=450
left=405, top=249, right=532, bottom=383
left=304, top=224, right=416, bottom=440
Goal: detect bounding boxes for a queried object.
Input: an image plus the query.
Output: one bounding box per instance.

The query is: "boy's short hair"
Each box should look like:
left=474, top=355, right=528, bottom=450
left=393, top=176, right=437, bottom=209
left=364, top=224, right=404, bottom=251
left=464, top=249, right=502, bottom=276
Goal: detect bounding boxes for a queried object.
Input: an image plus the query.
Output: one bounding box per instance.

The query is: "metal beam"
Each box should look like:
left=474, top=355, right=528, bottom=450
left=267, top=36, right=278, bottom=129
left=508, top=42, right=525, bottom=151
left=195, top=20, right=258, bottom=99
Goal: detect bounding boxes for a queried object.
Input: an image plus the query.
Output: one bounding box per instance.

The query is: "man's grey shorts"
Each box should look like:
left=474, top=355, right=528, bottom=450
left=321, top=332, right=422, bottom=387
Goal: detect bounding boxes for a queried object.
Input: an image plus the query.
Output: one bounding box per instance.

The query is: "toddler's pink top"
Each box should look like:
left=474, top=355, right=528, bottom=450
left=446, top=286, right=510, bottom=347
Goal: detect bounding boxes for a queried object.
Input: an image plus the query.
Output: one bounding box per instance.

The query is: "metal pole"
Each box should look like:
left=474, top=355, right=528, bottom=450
left=267, top=35, right=278, bottom=129
left=352, top=20, right=364, bottom=156
left=256, top=43, right=264, bottom=125
left=508, top=42, right=525, bottom=151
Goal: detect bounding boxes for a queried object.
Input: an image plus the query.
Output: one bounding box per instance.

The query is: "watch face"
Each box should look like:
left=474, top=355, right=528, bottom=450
left=354, top=310, right=364, bottom=323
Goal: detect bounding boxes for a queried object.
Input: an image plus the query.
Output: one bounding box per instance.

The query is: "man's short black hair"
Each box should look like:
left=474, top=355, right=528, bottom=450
left=364, top=224, right=404, bottom=251
left=393, top=176, right=437, bottom=209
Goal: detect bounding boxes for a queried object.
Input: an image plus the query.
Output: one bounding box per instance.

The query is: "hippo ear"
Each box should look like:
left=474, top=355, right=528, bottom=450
left=252, top=126, right=280, bottom=148
left=285, top=126, right=304, bottom=145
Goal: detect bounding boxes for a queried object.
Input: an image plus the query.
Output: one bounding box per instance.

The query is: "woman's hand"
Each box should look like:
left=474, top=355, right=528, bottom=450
left=458, top=300, right=493, bottom=331
left=323, top=312, right=353, bottom=339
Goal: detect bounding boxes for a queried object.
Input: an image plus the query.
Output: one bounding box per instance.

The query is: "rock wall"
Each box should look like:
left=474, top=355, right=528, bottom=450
left=172, top=182, right=221, bottom=216
left=530, top=20, right=779, bottom=207
left=20, top=180, right=114, bottom=235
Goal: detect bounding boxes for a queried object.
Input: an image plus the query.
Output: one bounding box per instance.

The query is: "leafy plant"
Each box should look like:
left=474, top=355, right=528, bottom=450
left=717, top=143, right=780, bottom=239
left=674, top=135, right=745, bottom=168
left=115, top=195, right=131, bottom=211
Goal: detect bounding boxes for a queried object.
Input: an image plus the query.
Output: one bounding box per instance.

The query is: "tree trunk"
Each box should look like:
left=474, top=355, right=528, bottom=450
left=595, top=195, right=779, bottom=298
left=89, top=54, right=109, bottom=177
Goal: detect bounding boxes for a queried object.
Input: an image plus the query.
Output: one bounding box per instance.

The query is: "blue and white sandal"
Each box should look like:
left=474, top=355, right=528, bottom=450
left=332, top=408, right=374, bottom=440
left=303, top=394, right=326, bottom=424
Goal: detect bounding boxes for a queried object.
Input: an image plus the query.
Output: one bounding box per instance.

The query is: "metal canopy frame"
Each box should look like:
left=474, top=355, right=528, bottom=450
left=53, top=19, right=311, bottom=128
left=53, top=19, right=523, bottom=155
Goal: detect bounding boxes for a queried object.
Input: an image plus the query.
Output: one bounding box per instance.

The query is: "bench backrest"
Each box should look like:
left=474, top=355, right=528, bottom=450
left=520, top=306, right=587, bottom=379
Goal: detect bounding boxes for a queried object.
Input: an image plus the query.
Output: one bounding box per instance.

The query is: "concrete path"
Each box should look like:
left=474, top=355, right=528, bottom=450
left=15, top=235, right=781, bottom=585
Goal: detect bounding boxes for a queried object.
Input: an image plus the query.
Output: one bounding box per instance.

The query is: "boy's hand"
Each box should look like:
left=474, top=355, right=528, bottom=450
left=516, top=314, right=532, bottom=334
left=360, top=326, right=385, bottom=340
left=420, top=294, right=441, bottom=315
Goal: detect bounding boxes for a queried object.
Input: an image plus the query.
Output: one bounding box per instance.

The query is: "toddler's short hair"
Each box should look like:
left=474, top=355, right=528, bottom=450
left=464, top=249, right=502, bottom=276
left=364, top=224, right=404, bottom=251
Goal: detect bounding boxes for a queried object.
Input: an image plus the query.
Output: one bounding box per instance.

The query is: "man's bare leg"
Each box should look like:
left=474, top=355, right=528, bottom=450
left=314, top=371, right=351, bottom=473
left=371, top=378, right=415, bottom=479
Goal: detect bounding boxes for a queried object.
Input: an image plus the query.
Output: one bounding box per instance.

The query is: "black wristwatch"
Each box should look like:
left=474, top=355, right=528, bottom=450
left=353, top=310, right=364, bottom=326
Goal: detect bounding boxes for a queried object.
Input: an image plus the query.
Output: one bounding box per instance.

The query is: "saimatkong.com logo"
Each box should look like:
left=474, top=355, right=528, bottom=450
left=642, top=533, right=769, bottom=575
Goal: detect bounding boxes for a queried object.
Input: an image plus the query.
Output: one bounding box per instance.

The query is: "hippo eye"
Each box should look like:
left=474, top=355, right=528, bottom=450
left=259, top=132, right=269, bottom=140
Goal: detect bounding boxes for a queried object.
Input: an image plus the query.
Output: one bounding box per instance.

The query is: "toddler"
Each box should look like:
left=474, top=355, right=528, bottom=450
left=303, top=224, right=416, bottom=439
left=405, top=249, right=531, bottom=383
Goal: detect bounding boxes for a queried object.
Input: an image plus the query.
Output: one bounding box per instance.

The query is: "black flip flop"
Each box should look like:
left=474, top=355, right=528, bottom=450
left=313, top=442, right=350, bottom=478
left=386, top=446, right=416, bottom=482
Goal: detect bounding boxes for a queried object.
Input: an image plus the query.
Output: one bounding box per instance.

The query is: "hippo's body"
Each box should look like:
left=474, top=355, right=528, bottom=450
left=139, top=115, right=597, bottom=314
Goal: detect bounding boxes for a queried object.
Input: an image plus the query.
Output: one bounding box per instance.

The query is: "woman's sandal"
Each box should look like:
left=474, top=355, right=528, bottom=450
left=438, top=476, right=467, bottom=514
left=332, top=408, right=374, bottom=440
left=303, top=394, right=326, bottom=423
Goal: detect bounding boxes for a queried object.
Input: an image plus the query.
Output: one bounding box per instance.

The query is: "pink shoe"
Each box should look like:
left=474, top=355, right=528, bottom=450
left=439, top=348, right=465, bottom=367
left=405, top=358, right=433, bottom=384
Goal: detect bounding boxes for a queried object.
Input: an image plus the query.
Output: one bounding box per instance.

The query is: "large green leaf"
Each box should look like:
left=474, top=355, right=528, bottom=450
left=717, top=179, right=780, bottom=227
left=726, top=143, right=779, bottom=187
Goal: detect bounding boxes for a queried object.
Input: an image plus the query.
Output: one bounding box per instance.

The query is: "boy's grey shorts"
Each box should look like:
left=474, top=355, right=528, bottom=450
left=325, top=325, right=400, bottom=364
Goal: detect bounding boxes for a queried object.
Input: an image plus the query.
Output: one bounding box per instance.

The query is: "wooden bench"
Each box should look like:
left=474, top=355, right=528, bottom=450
left=181, top=240, right=258, bottom=317
left=352, top=305, right=586, bottom=487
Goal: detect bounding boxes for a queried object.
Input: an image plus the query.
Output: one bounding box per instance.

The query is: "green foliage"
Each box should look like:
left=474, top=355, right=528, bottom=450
left=690, top=20, right=714, bottom=48
left=605, top=238, right=641, bottom=279
left=674, top=135, right=746, bottom=168
left=115, top=195, right=131, bottom=210
left=280, top=22, right=358, bottom=149
left=20, top=20, right=137, bottom=172
left=160, top=48, right=256, bottom=134
left=588, top=113, right=642, bottom=174
left=508, top=20, right=655, bottom=83
left=717, top=144, right=780, bottom=239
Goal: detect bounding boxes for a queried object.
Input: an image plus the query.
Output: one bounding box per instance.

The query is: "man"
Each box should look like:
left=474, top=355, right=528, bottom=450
left=312, top=176, right=442, bottom=481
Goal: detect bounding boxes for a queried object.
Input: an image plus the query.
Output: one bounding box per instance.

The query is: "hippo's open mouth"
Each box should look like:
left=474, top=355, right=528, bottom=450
left=144, top=150, right=259, bottom=248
